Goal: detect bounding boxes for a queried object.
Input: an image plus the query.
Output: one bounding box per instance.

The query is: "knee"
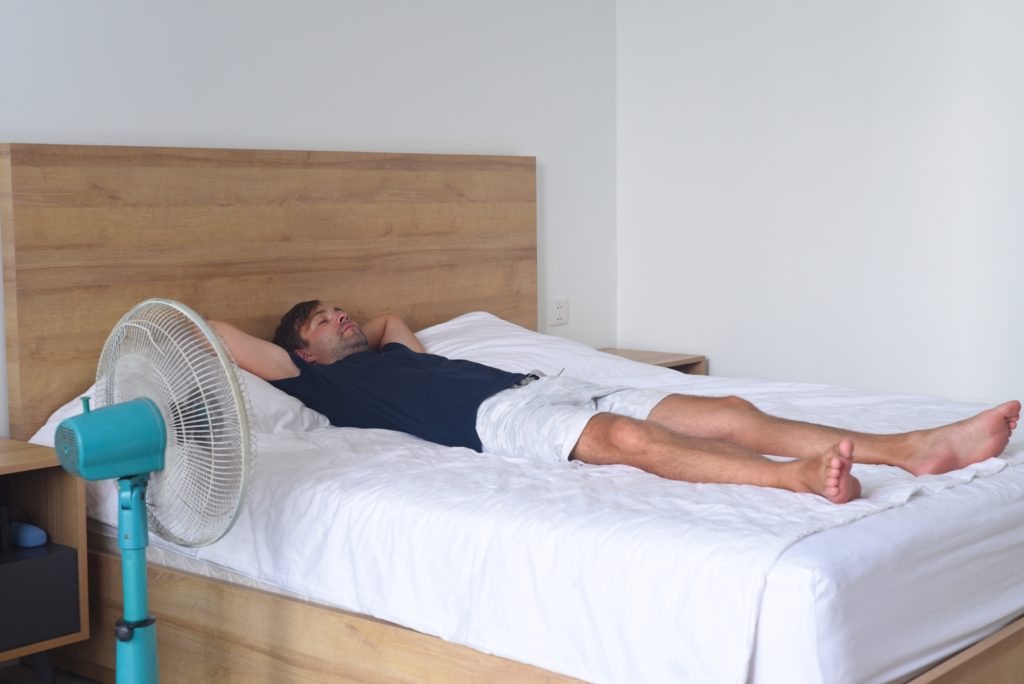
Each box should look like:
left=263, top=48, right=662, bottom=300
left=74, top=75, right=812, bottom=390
left=720, top=395, right=757, bottom=414
left=715, top=395, right=760, bottom=440
left=574, top=414, right=667, bottom=465
left=600, top=414, right=655, bottom=455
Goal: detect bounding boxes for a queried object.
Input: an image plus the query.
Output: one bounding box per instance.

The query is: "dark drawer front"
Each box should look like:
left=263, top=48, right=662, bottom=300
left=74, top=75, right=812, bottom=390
left=0, top=543, right=80, bottom=651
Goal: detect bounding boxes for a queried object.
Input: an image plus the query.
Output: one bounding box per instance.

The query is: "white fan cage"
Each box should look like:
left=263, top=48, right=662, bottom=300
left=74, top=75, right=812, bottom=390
left=95, top=299, right=253, bottom=547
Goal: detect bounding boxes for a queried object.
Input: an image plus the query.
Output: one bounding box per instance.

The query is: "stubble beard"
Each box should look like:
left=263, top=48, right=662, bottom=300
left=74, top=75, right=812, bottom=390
left=330, top=329, right=370, bottom=360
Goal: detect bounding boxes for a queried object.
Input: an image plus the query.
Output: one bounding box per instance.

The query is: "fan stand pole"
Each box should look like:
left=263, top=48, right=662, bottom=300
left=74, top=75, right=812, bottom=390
left=116, top=475, right=158, bottom=684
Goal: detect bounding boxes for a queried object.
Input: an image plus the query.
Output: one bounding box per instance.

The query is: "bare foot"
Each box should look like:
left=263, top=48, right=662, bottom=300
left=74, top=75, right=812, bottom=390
left=797, top=439, right=861, bottom=504
left=904, top=400, right=1021, bottom=476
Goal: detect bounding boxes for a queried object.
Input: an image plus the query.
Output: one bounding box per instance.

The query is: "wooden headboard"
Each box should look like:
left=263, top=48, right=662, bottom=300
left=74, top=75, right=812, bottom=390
left=0, top=143, right=537, bottom=440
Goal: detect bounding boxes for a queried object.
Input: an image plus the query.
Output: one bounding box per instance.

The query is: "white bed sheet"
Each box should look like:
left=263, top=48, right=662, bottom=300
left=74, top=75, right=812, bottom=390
left=32, top=312, right=1024, bottom=684
left=755, top=460, right=1024, bottom=683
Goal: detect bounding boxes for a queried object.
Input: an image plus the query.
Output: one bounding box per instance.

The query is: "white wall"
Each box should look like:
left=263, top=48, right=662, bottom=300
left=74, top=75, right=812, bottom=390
left=0, top=0, right=617, bottom=437
left=5, top=0, right=1017, bottom=440
left=618, top=0, right=1023, bottom=404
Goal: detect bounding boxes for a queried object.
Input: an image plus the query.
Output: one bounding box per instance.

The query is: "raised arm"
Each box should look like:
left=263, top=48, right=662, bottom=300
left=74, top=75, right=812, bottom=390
left=209, top=320, right=299, bottom=381
left=360, top=313, right=425, bottom=353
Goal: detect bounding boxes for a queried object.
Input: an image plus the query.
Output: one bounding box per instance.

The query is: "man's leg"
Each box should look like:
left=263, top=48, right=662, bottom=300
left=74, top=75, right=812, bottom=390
left=646, top=395, right=1020, bottom=475
left=571, top=413, right=861, bottom=503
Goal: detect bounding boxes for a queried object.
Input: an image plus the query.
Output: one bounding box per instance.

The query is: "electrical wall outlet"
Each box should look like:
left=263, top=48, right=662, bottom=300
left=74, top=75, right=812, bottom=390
left=549, top=297, right=569, bottom=326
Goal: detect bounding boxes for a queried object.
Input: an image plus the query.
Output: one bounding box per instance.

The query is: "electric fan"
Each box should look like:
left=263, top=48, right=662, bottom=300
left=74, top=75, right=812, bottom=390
left=54, top=299, right=253, bottom=683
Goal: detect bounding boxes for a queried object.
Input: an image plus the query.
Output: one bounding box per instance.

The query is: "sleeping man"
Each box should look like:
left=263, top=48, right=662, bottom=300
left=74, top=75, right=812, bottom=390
left=210, top=301, right=1020, bottom=505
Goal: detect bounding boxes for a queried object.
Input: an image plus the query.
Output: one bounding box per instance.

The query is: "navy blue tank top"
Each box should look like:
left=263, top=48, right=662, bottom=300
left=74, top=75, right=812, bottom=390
left=270, top=343, right=525, bottom=451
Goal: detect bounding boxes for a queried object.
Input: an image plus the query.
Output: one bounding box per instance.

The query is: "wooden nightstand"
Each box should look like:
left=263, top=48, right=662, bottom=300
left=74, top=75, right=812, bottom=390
left=0, top=440, right=89, bottom=666
left=600, top=348, right=708, bottom=375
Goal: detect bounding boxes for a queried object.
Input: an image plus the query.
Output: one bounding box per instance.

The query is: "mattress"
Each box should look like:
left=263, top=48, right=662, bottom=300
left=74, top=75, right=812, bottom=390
left=32, top=312, right=1024, bottom=684
left=755, top=459, right=1024, bottom=683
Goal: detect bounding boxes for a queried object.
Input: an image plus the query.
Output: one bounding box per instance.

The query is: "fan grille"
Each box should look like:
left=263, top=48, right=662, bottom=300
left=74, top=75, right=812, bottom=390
left=55, top=424, right=80, bottom=474
left=96, top=299, right=253, bottom=547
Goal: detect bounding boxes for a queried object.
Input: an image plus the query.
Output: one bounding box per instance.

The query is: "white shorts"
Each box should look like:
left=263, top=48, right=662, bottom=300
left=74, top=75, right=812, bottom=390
left=475, top=376, right=670, bottom=462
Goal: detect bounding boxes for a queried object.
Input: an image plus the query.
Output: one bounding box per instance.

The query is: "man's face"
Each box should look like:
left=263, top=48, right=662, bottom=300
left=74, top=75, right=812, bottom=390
left=296, top=303, right=370, bottom=364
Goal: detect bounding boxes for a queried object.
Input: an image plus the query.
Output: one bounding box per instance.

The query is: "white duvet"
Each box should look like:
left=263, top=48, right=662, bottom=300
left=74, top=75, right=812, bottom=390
left=32, top=312, right=1024, bottom=684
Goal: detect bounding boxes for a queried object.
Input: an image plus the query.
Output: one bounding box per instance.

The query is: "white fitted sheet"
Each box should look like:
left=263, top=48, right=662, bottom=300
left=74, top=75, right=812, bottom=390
left=755, top=461, right=1024, bottom=683
left=32, top=312, right=1024, bottom=684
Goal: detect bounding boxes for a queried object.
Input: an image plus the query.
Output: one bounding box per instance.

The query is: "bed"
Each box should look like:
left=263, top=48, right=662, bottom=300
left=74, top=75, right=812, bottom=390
left=2, top=143, right=1023, bottom=683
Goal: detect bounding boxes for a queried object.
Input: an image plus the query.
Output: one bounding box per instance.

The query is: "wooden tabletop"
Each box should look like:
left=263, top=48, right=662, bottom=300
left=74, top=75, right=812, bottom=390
left=599, top=348, right=706, bottom=368
left=0, top=439, right=59, bottom=476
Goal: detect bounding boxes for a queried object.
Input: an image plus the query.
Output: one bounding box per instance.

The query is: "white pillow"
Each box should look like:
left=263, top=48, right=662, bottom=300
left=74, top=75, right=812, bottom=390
left=29, top=369, right=329, bottom=447
left=29, top=388, right=95, bottom=447
left=416, top=311, right=671, bottom=381
left=237, top=369, right=330, bottom=433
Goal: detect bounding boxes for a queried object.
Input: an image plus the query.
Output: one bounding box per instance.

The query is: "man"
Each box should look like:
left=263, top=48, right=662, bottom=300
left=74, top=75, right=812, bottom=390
left=210, top=301, right=1020, bottom=504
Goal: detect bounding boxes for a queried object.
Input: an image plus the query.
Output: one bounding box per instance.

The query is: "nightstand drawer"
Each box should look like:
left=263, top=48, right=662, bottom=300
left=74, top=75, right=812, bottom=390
left=0, top=543, right=80, bottom=651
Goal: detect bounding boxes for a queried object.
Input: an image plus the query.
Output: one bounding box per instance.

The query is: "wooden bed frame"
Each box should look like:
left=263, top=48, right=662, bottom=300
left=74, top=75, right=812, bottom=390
left=1, top=143, right=1021, bottom=682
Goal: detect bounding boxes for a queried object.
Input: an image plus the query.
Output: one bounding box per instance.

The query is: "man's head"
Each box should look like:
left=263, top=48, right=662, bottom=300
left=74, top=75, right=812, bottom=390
left=272, top=299, right=370, bottom=364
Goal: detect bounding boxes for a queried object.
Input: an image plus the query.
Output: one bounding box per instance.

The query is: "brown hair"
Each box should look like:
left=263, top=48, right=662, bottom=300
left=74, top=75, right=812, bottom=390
left=272, top=299, right=321, bottom=351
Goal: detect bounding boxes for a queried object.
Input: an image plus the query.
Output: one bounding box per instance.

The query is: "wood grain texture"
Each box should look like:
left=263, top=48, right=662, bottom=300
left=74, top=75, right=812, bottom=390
left=58, top=549, right=580, bottom=684
left=3, top=142, right=546, bottom=682
left=598, top=348, right=708, bottom=375
left=907, top=616, right=1024, bottom=684
left=0, top=143, right=536, bottom=440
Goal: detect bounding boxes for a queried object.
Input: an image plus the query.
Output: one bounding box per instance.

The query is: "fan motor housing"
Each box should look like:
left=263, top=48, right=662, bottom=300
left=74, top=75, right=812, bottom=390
left=55, top=398, right=166, bottom=480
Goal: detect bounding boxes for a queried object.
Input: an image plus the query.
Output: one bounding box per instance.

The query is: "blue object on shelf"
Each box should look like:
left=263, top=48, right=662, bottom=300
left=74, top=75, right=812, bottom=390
left=11, top=521, right=48, bottom=548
